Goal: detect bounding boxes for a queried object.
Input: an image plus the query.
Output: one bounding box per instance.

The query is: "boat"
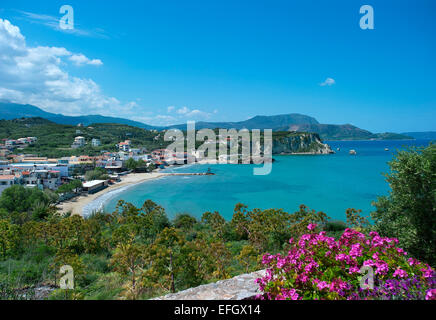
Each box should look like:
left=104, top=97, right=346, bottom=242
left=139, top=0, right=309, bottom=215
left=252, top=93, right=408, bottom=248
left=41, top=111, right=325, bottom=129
left=337, top=147, right=340, bottom=151
left=349, top=149, right=357, bottom=155
left=384, top=148, right=389, bottom=151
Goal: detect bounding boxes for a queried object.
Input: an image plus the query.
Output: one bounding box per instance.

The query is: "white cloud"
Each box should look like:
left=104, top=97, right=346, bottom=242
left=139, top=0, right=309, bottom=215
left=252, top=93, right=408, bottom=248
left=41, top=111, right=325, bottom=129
left=69, top=54, right=103, bottom=66
left=0, top=18, right=134, bottom=117
left=0, top=18, right=216, bottom=127
left=176, top=106, right=190, bottom=115
left=173, top=106, right=213, bottom=120
left=320, top=77, right=336, bottom=86
left=17, top=11, right=109, bottom=38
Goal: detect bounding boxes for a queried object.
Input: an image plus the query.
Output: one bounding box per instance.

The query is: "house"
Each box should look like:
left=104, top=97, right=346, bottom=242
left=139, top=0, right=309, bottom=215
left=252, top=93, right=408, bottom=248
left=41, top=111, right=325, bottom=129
left=105, top=160, right=123, bottom=173
left=92, top=138, right=101, bottom=147
left=82, top=180, right=108, bottom=194
left=71, top=136, right=86, bottom=149
left=118, top=140, right=131, bottom=152
left=0, top=175, right=18, bottom=195
left=5, top=140, right=16, bottom=148
left=151, top=149, right=168, bottom=161
left=21, top=170, right=61, bottom=190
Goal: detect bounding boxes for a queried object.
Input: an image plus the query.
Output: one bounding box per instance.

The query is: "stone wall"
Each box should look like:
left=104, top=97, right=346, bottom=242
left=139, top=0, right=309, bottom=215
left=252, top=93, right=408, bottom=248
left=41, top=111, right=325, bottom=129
left=152, top=270, right=266, bottom=300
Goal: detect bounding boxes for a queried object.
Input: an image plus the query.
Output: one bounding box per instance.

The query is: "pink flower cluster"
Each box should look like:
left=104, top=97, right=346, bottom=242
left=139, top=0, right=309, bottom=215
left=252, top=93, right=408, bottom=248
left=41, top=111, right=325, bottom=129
left=256, top=225, right=435, bottom=300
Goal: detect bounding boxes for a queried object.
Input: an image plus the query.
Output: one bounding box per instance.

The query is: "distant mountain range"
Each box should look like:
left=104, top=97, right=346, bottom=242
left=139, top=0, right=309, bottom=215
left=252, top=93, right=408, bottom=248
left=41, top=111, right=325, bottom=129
left=401, top=132, right=436, bottom=140
left=0, top=101, right=427, bottom=141
left=0, top=101, right=155, bottom=130
left=163, top=115, right=413, bottom=141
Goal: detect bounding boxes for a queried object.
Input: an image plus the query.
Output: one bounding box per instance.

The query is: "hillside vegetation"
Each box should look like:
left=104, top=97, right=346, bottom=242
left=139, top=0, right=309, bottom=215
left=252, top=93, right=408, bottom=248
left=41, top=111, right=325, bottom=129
left=0, top=118, right=167, bottom=158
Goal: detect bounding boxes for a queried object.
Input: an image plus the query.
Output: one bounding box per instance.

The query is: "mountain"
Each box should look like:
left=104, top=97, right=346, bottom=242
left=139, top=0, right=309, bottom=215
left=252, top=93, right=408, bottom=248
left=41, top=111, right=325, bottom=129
left=0, top=101, right=415, bottom=140
left=0, top=101, right=155, bottom=130
left=164, top=115, right=412, bottom=141
left=163, top=113, right=319, bottom=131
left=401, top=131, right=436, bottom=140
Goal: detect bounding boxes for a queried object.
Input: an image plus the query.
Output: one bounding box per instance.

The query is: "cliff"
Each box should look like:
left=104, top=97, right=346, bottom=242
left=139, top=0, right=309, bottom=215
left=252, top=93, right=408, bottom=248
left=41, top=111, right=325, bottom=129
left=272, top=132, right=334, bottom=154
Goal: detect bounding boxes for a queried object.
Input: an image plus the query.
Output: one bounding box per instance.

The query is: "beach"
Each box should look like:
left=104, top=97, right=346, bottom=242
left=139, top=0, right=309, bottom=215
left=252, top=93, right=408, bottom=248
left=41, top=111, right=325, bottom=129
left=57, top=171, right=165, bottom=216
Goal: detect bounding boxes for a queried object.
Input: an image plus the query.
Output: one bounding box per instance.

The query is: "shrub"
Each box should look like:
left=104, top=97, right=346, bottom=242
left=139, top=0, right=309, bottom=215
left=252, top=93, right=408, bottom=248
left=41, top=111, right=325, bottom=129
left=256, top=224, right=435, bottom=300
left=371, top=143, right=435, bottom=266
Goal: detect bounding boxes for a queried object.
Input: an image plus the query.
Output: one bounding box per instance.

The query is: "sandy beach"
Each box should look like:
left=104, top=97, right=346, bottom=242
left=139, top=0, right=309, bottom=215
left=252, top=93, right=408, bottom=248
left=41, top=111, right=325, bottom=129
left=57, top=172, right=165, bottom=216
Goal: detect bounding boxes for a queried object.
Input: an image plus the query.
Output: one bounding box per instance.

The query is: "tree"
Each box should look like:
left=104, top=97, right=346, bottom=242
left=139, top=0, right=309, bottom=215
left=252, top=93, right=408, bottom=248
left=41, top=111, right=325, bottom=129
left=125, top=158, right=138, bottom=171
left=372, top=143, right=436, bottom=266
left=142, top=227, right=185, bottom=293
left=231, top=204, right=292, bottom=253
left=173, top=214, right=197, bottom=232
left=85, top=167, right=107, bottom=181
left=0, top=219, right=21, bottom=259
left=111, top=240, right=145, bottom=299
left=0, top=185, right=53, bottom=222
left=345, top=208, right=370, bottom=232
left=236, top=244, right=258, bottom=273
left=201, top=211, right=226, bottom=240
left=57, top=180, right=82, bottom=194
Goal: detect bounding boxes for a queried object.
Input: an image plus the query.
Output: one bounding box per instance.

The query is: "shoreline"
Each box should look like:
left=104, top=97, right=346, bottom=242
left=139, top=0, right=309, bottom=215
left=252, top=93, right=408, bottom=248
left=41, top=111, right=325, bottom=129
left=57, top=162, right=203, bottom=217
left=57, top=171, right=166, bottom=217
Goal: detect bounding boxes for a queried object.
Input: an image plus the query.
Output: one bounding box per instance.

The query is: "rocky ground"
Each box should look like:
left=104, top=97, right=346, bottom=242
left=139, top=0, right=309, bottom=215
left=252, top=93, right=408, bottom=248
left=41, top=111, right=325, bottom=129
left=152, top=270, right=266, bottom=300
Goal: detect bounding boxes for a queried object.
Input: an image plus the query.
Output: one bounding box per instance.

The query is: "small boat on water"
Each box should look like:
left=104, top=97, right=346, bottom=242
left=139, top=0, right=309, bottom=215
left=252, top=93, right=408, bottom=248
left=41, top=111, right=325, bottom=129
left=349, top=149, right=357, bottom=155
left=384, top=148, right=389, bottom=151
left=337, top=147, right=340, bottom=151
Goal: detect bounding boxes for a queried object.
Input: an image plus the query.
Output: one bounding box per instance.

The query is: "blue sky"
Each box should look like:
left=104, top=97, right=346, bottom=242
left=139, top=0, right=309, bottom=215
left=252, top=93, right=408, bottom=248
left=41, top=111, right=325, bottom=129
left=0, top=0, right=434, bottom=132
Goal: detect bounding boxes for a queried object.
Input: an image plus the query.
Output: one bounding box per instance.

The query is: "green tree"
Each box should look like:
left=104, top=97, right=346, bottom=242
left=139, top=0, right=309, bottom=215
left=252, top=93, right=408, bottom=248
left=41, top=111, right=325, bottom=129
left=57, top=179, right=82, bottom=194
left=0, top=219, right=21, bottom=259
left=173, top=214, right=197, bottom=232
left=142, top=227, right=185, bottom=293
left=236, top=244, right=258, bottom=273
left=85, top=167, right=107, bottom=181
left=0, top=185, right=53, bottom=222
left=125, top=158, right=138, bottom=171
left=201, top=211, right=226, bottom=240
left=111, top=240, right=145, bottom=299
left=371, top=143, right=436, bottom=266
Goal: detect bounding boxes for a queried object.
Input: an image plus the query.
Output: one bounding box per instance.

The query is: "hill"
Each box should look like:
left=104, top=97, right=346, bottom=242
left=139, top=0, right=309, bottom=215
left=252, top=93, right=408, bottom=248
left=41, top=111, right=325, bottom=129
left=165, top=116, right=412, bottom=141
left=164, top=113, right=319, bottom=131
left=401, top=131, right=436, bottom=140
left=0, top=101, right=415, bottom=141
left=0, top=101, right=155, bottom=130
left=0, top=117, right=166, bottom=158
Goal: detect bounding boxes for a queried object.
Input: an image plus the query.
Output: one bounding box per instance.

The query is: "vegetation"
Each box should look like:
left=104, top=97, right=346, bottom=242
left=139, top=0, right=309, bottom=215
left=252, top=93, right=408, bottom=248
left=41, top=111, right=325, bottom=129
left=56, top=180, right=83, bottom=194
left=0, top=182, right=359, bottom=300
left=0, top=118, right=169, bottom=158
left=124, top=158, right=147, bottom=171
left=371, top=143, right=435, bottom=266
left=85, top=168, right=109, bottom=181
left=257, top=225, right=435, bottom=300
left=0, top=144, right=433, bottom=300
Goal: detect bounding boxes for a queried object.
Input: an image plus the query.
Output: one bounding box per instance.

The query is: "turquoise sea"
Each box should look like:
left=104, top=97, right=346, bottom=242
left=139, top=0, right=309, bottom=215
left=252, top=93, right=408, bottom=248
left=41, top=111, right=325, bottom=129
left=102, top=139, right=432, bottom=221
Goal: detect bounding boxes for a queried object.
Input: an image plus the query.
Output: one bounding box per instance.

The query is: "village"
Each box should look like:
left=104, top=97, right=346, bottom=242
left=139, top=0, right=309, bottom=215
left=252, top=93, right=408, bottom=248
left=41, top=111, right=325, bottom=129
left=0, top=134, right=194, bottom=200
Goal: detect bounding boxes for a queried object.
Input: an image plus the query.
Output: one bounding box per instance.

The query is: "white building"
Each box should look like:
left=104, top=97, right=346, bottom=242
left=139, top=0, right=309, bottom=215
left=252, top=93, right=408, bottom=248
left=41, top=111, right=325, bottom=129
left=0, top=175, right=18, bottom=195
left=92, top=138, right=101, bottom=147
left=71, top=136, right=86, bottom=149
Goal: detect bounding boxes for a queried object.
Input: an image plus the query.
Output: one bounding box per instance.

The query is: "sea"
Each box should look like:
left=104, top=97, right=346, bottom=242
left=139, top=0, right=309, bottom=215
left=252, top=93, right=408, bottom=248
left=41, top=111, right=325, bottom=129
left=98, top=139, right=432, bottom=222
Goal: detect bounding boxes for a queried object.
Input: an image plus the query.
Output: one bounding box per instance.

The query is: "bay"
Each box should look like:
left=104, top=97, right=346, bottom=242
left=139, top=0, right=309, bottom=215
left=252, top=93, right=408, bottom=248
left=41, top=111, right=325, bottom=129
left=103, top=139, right=432, bottom=221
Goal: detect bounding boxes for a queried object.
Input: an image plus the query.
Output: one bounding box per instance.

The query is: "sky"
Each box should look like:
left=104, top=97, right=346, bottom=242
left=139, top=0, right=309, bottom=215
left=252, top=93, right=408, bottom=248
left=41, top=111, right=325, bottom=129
left=0, top=0, right=434, bottom=132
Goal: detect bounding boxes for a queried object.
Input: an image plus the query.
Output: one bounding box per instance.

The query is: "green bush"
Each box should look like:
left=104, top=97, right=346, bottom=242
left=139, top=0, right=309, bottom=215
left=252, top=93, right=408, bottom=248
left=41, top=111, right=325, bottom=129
left=372, top=143, right=436, bottom=266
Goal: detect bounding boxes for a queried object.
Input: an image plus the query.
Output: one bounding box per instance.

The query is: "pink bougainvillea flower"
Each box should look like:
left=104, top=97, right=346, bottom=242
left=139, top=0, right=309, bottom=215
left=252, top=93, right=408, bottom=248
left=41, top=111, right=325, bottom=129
left=393, top=268, right=408, bottom=278
left=307, top=223, right=317, bottom=231
left=425, top=289, right=436, bottom=300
